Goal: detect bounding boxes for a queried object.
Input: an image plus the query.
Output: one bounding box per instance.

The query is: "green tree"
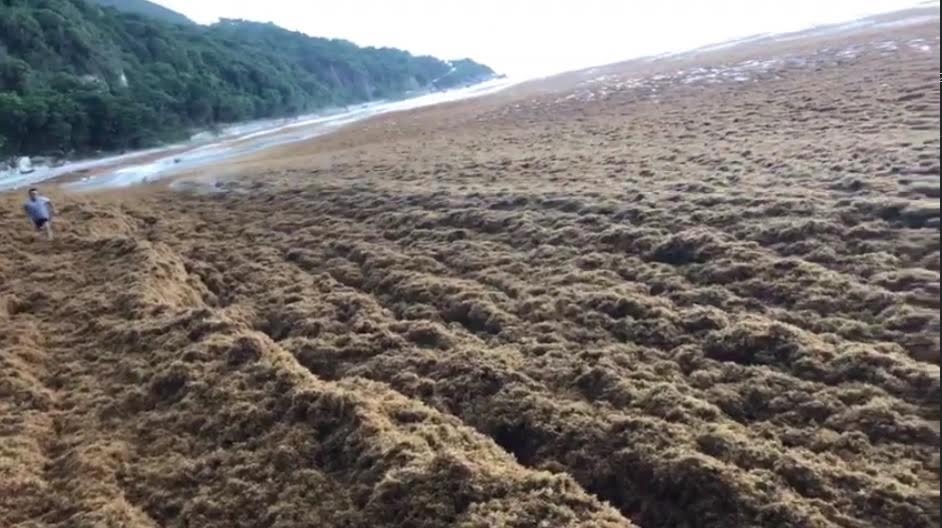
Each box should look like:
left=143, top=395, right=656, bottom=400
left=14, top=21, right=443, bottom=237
left=0, top=0, right=496, bottom=157
left=0, top=57, right=31, bottom=92
left=0, top=92, right=27, bottom=152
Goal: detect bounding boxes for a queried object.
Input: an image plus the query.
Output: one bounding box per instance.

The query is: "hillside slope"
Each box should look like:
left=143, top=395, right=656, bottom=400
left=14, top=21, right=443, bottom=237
left=0, top=0, right=495, bottom=158
left=89, top=0, right=193, bottom=25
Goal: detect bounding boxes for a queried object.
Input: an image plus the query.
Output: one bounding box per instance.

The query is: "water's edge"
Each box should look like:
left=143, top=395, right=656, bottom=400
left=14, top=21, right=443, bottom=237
left=0, top=78, right=517, bottom=193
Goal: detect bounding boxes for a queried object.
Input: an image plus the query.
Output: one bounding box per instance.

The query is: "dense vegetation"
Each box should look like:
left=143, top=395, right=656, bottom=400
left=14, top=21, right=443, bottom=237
left=0, top=0, right=495, bottom=158
left=88, top=0, right=193, bottom=25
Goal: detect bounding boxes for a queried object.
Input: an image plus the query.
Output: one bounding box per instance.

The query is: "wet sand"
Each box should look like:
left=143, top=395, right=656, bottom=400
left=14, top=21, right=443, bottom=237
left=1, top=10, right=939, bottom=528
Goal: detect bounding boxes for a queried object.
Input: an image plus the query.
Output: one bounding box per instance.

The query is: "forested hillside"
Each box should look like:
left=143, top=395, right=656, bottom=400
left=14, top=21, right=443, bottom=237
left=0, top=0, right=495, bottom=158
left=88, top=0, right=193, bottom=25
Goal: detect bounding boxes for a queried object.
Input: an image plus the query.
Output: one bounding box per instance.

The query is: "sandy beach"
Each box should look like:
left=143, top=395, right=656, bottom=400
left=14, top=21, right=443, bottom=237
left=1, top=9, right=939, bottom=528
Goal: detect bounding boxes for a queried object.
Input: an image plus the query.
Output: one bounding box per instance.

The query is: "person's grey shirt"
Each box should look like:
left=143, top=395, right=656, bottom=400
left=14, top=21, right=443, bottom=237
left=24, top=197, right=52, bottom=221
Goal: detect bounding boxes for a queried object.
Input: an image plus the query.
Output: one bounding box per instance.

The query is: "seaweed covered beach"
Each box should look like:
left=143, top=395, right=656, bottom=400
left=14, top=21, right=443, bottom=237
left=1, top=10, right=939, bottom=528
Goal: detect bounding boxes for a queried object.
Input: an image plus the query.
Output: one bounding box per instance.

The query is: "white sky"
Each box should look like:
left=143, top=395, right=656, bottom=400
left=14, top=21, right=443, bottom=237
left=154, top=0, right=930, bottom=78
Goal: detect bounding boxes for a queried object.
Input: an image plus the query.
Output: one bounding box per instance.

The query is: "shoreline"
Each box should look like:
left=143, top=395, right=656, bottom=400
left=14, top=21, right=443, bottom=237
left=164, top=6, right=940, bottom=194
left=60, top=77, right=519, bottom=192
left=4, top=6, right=936, bottom=195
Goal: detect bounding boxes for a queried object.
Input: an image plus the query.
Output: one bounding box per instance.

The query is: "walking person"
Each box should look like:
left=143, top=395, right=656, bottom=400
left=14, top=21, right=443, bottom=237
left=24, top=187, right=55, bottom=241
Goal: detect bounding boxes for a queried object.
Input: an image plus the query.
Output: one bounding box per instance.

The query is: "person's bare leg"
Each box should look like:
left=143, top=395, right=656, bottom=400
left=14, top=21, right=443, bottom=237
left=44, top=222, right=54, bottom=241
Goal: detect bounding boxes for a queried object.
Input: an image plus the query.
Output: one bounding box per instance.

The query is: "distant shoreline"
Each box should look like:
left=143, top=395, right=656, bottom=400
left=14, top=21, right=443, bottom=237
left=59, top=77, right=518, bottom=192
left=2, top=5, right=936, bottom=194
left=0, top=77, right=509, bottom=193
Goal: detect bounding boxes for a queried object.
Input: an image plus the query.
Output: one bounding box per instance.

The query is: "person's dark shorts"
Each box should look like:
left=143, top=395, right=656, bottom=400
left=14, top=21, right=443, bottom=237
left=33, top=218, right=49, bottom=230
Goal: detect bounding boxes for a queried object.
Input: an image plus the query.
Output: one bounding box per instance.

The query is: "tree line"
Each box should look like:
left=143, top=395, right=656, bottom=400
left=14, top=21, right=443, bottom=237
left=0, top=0, right=495, bottom=158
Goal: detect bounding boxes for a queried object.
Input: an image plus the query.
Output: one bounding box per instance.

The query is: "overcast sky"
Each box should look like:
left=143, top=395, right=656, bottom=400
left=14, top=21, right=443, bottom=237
left=154, top=0, right=929, bottom=78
